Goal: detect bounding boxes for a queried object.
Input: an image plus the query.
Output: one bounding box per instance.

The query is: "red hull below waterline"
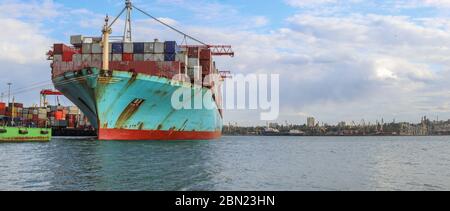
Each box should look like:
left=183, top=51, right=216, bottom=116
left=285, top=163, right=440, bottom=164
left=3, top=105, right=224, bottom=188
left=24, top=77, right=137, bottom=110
left=98, top=128, right=222, bottom=141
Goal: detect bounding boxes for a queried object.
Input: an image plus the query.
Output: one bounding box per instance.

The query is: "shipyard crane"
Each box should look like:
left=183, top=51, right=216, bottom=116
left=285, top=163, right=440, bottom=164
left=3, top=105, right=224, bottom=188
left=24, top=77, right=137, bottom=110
left=40, top=89, right=63, bottom=107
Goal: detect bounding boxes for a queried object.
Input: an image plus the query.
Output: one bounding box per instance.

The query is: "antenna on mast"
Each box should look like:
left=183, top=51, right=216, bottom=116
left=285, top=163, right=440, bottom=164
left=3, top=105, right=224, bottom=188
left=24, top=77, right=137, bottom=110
left=124, top=0, right=132, bottom=42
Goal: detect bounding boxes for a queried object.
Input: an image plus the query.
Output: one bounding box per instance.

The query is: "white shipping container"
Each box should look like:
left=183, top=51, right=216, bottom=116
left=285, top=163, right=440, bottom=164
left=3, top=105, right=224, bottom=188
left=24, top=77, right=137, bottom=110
left=144, top=54, right=164, bottom=61
left=144, top=42, right=154, bottom=53
left=154, top=42, right=164, bottom=53
left=53, top=55, right=62, bottom=62
left=70, top=35, right=83, bottom=45
left=134, top=54, right=144, bottom=61
left=92, top=54, right=102, bottom=62
left=112, top=54, right=122, bottom=61
left=83, top=37, right=93, bottom=43
left=176, top=53, right=187, bottom=64
left=91, top=43, right=102, bottom=54
left=144, top=54, right=152, bottom=61
left=188, top=58, right=199, bottom=67
left=82, top=54, right=92, bottom=63
left=123, top=42, right=133, bottom=53
left=82, top=43, right=92, bottom=54
left=179, top=47, right=188, bottom=53
left=68, top=110, right=79, bottom=115
left=72, top=54, right=82, bottom=63
left=187, top=67, right=201, bottom=79
left=68, top=106, right=78, bottom=111
left=153, top=54, right=165, bottom=61
left=92, top=37, right=102, bottom=43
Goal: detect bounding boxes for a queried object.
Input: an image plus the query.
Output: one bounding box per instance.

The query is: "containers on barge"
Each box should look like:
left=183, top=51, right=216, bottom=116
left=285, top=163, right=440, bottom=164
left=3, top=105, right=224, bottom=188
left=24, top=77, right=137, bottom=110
left=1, top=103, right=91, bottom=129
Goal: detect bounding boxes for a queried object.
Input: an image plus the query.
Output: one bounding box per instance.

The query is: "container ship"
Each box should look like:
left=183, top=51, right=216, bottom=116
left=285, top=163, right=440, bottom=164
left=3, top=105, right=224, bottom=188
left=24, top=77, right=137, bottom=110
left=48, top=0, right=233, bottom=140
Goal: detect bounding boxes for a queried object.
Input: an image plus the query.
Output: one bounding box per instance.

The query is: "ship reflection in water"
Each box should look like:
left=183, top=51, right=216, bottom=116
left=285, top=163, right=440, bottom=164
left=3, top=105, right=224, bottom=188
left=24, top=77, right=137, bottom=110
left=0, top=136, right=449, bottom=191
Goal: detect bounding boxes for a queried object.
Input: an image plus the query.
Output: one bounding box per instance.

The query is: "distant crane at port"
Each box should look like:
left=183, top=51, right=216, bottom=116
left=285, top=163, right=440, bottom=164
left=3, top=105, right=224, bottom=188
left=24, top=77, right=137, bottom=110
left=40, top=89, right=63, bottom=107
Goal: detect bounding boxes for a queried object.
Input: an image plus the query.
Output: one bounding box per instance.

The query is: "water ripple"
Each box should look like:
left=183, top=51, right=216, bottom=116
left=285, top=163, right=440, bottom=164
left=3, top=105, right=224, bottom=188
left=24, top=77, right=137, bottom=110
left=0, top=136, right=449, bottom=191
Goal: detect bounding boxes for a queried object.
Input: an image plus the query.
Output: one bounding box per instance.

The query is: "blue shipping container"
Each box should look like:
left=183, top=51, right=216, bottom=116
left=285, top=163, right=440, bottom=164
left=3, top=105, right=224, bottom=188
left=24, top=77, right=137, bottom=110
left=164, top=41, right=177, bottom=54
left=164, top=53, right=176, bottom=61
left=133, top=43, right=145, bottom=54
left=112, top=43, right=123, bottom=54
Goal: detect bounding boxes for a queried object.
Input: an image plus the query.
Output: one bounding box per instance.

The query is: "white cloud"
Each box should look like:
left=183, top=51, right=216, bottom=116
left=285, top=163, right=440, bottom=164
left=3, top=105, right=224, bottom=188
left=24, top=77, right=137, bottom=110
left=0, top=0, right=61, bottom=19
left=251, top=16, right=269, bottom=27
left=0, top=18, right=53, bottom=64
left=422, top=0, right=450, bottom=7
left=128, top=9, right=450, bottom=124
left=0, top=0, right=59, bottom=105
left=285, top=0, right=337, bottom=7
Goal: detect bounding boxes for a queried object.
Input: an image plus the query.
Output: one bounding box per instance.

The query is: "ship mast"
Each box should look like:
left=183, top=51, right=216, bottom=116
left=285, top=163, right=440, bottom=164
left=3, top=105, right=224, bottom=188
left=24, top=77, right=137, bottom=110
left=123, top=0, right=132, bottom=43
left=102, top=15, right=111, bottom=71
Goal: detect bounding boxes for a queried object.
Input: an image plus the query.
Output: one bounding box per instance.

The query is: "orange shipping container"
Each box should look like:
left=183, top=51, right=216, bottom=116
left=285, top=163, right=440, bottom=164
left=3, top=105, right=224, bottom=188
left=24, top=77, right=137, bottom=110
left=123, top=53, right=134, bottom=61
left=0, top=102, right=5, bottom=115
left=55, top=110, right=64, bottom=120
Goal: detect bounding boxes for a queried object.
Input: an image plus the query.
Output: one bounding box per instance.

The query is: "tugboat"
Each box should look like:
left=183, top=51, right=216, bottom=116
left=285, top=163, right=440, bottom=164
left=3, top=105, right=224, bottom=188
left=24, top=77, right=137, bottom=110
left=0, top=98, right=51, bottom=143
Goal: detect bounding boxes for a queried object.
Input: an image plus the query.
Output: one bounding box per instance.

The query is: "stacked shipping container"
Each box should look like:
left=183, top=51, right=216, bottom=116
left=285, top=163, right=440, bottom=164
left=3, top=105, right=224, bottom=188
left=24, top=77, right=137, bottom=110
left=52, top=37, right=217, bottom=81
left=1, top=103, right=91, bottom=129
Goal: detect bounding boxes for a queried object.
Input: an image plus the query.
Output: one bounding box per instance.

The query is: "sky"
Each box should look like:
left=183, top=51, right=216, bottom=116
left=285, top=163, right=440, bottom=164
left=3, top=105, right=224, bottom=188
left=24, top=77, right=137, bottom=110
left=1, top=0, right=450, bottom=126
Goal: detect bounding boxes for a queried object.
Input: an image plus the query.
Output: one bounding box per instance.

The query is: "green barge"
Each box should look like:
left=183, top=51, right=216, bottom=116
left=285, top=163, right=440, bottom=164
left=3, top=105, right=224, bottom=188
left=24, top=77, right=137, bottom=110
left=0, top=127, right=52, bottom=142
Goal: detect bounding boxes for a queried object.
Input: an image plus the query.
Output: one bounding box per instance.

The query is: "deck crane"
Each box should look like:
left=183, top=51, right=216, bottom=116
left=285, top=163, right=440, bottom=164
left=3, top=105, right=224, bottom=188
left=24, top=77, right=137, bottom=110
left=101, top=0, right=234, bottom=77
left=40, top=89, right=63, bottom=107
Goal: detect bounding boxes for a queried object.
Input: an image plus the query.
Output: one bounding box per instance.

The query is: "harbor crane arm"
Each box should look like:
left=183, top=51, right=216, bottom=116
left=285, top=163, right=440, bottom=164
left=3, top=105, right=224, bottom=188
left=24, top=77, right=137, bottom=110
left=40, top=89, right=63, bottom=107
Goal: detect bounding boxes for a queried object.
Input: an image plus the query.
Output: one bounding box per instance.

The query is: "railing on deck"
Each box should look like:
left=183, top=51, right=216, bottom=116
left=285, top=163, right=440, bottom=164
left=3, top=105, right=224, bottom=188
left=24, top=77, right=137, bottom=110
left=52, top=61, right=181, bottom=79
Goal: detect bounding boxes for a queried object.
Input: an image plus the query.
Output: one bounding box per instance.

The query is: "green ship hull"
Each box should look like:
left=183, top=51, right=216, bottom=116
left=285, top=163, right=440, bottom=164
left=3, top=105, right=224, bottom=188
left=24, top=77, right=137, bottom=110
left=0, top=127, right=52, bottom=142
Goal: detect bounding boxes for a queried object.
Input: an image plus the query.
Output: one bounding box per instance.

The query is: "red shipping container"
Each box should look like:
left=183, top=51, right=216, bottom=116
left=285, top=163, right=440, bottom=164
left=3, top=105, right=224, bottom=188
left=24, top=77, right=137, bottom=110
left=108, top=61, right=182, bottom=78
left=122, top=53, right=133, bottom=61
left=188, top=47, right=199, bottom=58
left=0, top=102, right=5, bottom=115
left=66, top=114, right=77, bottom=128
left=109, top=61, right=159, bottom=75
left=200, top=49, right=212, bottom=60
left=62, top=51, right=75, bottom=62
left=53, top=43, right=79, bottom=55
left=200, top=60, right=211, bottom=74
left=54, top=44, right=64, bottom=54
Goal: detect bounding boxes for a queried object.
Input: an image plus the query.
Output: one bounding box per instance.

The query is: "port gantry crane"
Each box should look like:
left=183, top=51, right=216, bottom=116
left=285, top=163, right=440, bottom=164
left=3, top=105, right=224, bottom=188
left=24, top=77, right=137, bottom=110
left=40, top=89, right=63, bottom=107
left=101, top=0, right=234, bottom=75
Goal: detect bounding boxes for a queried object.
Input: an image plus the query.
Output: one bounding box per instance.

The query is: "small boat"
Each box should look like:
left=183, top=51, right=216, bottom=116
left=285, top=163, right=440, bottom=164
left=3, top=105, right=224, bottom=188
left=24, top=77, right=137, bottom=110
left=0, top=127, right=52, bottom=143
